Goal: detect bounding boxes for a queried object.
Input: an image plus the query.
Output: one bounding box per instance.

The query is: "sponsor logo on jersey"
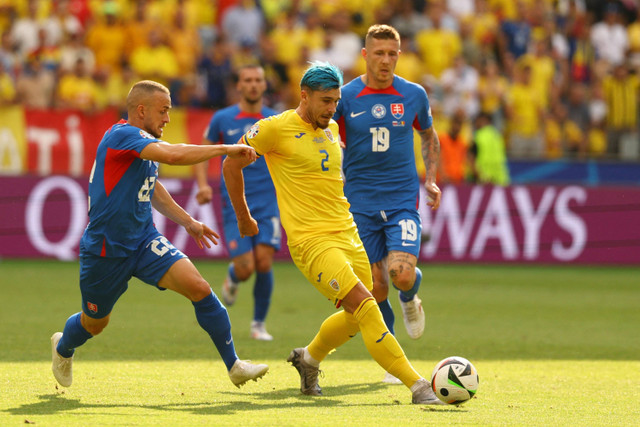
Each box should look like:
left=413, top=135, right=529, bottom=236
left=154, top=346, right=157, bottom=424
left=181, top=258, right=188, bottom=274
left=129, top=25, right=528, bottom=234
left=371, top=104, right=386, bottom=119
left=87, top=301, right=98, bottom=313
left=329, top=279, right=340, bottom=291
left=139, top=129, right=155, bottom=139
left=313, top=137, right=324, bottom=144
left=295, top=132, right=305, bottom=138
left=247, top=123, right=260, bottom=139
left=324, top=129, right=334, bottom=142
left=391, top=103, right=404, bottom=119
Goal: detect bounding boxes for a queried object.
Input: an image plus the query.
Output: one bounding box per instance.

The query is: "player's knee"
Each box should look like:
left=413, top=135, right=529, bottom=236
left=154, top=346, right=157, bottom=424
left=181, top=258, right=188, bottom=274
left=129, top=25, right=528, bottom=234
left=371, top=280, right=389, bottom=302
left=187, top=278, right=213, bottom=302
left=82, top=315, right=109, bottom=336
left=390, top=270, right=415, bottom=291
left=254, top=256, right=272, bottom=273
left=233, top=258, right=255, bottom=281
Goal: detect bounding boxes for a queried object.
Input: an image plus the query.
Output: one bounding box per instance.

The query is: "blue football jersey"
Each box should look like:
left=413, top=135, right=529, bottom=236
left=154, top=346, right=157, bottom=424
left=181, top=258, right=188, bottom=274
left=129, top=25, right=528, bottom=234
left=334, top=75, right=432, bottom=213
left=204, top=104, right=278, bottom=215
left=81, top=120, right=160, bottom=257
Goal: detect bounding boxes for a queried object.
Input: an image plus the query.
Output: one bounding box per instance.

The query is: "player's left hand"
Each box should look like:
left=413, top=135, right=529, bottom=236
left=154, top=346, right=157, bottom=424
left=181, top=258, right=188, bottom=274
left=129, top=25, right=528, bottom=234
left=227, top=145, right=257, bottom=162
left=424, top=181, right=441, bottom=210
left=186, top=220, right=220, bottom=249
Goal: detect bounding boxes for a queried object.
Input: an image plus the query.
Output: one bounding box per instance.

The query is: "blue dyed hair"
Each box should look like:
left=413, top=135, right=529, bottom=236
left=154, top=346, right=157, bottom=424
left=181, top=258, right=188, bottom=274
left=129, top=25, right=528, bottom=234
left=300, top=61, right=343, bottom=91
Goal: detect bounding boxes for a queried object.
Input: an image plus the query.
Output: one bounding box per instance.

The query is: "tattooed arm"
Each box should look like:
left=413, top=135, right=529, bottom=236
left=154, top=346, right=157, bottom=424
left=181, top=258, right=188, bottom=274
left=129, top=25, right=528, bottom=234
left=417, top=126, right=442, bottom=209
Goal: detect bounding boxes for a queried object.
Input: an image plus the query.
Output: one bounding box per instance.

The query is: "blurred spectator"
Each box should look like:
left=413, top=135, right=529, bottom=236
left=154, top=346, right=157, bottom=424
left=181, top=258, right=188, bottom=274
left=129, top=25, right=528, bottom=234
left=390, top=0, right=430, bottom=38
left=15, top=55, right=56, bottom=109
left=259, top=37, right=291, bottom=110
left=221, top=0, right=264, bottom=48
left=446, top=0, right=474, bottom=20
left=477, top=58, right=509, bottom=130
left=423, top=0, right=459, bottom=32
left=130, top=29, right=179, bottom=87
left=440, top=55, right=479, bottom=118
left=168, top=7, right=202, bottom=76
left=590, top=3, right=629, bottom=68
left=85, top=5, right=127, bottom=72
left=627, top=6, right=640, bottom=70
left=123, top=1, right=154, bottom=57
left=41, top=0, right=83, bottom=47
left=588, top=81, right=608, bottom=157
left=498, top=1, right=532, bottom=65
left=568, top=9, right=596, bottom=83
left=198, top=38, right=233, bottom=109
left=300, top=9, right=326, bottom=53
left=437, top=109, right=469, bottom=184
left=59, top=30, right=95, bottom=74
left=602, top=62, right=639, bottom=158
left=0, top=64, right=16, bottom=105
left=518, top=37, right=556, bottom=110
left=269, top=9, right=305, bottom=66
left=545, top=99, right=585, bottom=159
left=470, top=0, right=499, bottom=49
left=394, top=33, right=426, bottom=84
left=505, top=64, right=545, bottom=158
left=56, top=57, right=98, bottom=111
left=310, top=9, right=361, bottom=77
left=415, top=2, right=461, bottom=79
left=0, top=31, right=19, bottom=77
left=469, top=112, right=509, bottom=185
left=27, top=27, right=60, bottom=71
left=458, top=17, right=482, bottom=68
left=10, top=0, right=40, bottom=59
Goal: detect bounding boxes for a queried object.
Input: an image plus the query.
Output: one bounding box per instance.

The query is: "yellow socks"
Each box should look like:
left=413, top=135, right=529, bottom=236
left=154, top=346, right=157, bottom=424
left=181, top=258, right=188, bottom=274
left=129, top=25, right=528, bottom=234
left=307, top=310, right=360, bottom=362
left=353, top=297, right=421, bottom=388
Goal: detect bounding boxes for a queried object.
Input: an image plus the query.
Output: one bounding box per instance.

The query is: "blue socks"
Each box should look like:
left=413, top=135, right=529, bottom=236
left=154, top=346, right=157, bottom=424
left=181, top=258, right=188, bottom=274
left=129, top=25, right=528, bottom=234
left=397, top=267, right=422, bottom=303
left=192, top=292, right=238, bottom=371
left=228, top=264, right=239, bottom=284
left=378, top=298, right=395, bottom=335
left=57, top=312, right=93, bottom=358
left=253, top=271, right=273, bottom=322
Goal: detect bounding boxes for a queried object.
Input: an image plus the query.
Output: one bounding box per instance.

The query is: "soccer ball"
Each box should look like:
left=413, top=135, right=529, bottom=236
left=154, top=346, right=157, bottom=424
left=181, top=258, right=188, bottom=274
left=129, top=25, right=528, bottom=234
left=430, top=356, right=479, bottom=405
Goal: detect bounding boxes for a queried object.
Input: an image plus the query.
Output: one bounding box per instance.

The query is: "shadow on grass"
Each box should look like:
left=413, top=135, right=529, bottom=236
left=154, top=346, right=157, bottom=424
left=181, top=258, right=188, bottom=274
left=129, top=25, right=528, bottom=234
left=5, top=383, right=465, bottom=416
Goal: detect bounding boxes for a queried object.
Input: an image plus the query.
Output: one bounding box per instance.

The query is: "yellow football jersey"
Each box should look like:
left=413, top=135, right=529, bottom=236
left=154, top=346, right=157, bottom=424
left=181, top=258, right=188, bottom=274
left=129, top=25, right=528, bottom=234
left=240, top=109, right=355, bottom=246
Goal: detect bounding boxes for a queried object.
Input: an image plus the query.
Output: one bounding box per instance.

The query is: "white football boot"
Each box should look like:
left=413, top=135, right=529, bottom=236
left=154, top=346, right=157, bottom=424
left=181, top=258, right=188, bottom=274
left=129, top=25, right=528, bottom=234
left=51, top=332, right=73, bottom=387
left=250, top=321, right=273, bottom=341
left=228, top=359, right=269, bottom=388
left=399, top=294, right=425, bottom=339
left=411, top=378, right=446, bottom=405
left=221, top=274, right=239, bottom=306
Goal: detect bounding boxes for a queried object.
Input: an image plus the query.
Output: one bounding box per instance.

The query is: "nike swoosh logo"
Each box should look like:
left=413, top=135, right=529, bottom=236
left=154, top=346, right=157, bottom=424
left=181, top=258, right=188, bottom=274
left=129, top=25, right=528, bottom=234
left=350, top=111, right=366, bottom=118
left=227, top=128, right=241, bottom=135
left=376, top=331, right=389, bottom=343
left=401, top=242, right=416, bottom=247
left=226, top=338, right=233, bottom=345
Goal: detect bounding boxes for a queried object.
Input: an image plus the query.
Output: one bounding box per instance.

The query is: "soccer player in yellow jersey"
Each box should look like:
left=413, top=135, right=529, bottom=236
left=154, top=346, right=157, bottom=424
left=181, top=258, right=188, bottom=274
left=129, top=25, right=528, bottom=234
left=223, top=62, right=444, bottom=405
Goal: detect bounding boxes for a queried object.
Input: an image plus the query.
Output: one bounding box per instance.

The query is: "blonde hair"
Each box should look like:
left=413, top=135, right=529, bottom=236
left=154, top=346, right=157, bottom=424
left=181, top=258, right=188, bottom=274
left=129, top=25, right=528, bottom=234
left=365, top=24, right=400, bottom=45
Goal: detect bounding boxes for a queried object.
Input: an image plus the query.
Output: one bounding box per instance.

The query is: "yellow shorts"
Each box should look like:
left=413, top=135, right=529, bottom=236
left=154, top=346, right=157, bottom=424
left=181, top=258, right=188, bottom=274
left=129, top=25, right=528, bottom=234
left=289, top=226, right=373, bottom=307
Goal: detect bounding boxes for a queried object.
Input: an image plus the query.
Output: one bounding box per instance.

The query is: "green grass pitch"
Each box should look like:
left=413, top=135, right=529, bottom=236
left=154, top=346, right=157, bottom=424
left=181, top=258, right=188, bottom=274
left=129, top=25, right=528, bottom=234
left=1, top=260, right=639, bottom=425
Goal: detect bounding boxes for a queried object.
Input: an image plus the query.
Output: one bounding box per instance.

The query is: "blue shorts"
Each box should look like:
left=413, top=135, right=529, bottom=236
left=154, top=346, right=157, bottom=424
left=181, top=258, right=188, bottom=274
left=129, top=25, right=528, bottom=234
left=78, top=229, right=186, bottom=319
left=352, top=208, right=422, bottom=264
left=222, top=207, right=281, bottom=258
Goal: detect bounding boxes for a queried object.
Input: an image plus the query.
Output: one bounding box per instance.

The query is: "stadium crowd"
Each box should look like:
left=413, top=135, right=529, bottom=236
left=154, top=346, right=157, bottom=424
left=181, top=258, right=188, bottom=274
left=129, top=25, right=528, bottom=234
left=1, top=0, right=639, bottom=172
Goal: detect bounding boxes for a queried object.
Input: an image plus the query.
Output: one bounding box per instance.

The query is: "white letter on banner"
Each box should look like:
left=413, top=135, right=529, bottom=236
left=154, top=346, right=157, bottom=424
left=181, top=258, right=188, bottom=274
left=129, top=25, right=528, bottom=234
left=27, top=127, right=60, bottom=175
left=551, top=186, right=587, bottom=261
left=513, top=186, right=556, bottom=259
left=0, top=128, right=21, bottom=174
left=66, top=115, right=84, bottom=176
left=25, top=176, right=87, bottom=260
left=422, top=185, right=485, bottom=258
left=471, top=186, right=518, bottom=259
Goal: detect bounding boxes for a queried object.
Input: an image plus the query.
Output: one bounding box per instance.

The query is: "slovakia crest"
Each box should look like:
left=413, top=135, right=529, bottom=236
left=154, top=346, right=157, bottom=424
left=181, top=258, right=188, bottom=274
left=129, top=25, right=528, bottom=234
left=371, top=104, right=386, bottom=119
left=247, top=123, right=260, bottom=139
left=391, top=103, right=404, bottom=119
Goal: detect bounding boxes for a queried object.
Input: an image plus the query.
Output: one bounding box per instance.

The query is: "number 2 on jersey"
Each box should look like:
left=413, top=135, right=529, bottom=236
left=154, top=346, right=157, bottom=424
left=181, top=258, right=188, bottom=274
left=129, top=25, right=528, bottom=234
left=319, top=149, right=329, bottom=171
left=370, top=127, right=389, bottom=152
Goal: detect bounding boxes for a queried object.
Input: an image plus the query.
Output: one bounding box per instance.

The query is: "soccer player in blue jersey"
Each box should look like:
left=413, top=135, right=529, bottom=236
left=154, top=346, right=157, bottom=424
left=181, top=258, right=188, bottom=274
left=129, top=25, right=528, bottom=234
left=334, top=24, right=442, bottom=384
left=50, top=80, right=269, bottom=389
left=194, top=65, right=280, bottom=341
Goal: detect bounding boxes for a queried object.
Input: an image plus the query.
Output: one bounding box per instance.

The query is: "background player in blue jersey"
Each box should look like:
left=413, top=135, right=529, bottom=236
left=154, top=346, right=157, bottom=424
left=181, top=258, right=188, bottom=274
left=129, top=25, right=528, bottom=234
left=51, top=80, right=269, bottom=390
left=334, top=24, right=442, bottom=383
left=194, top=65, right=280, bottom=341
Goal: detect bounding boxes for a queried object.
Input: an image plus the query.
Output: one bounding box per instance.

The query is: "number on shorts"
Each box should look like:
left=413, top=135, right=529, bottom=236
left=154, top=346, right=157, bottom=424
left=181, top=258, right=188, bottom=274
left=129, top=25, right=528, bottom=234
left=398, top=219, right=418, bottom=242
left=149, top=236, right=175, bottom=257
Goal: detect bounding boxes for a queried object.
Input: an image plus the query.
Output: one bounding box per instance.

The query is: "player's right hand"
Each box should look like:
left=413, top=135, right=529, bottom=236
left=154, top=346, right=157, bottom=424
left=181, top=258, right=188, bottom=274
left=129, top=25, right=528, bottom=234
left=195, top=185, right=213, bottom=205
left=227, top=145, right=257, bottom=162
left=238, top=216, right=259, bottom=238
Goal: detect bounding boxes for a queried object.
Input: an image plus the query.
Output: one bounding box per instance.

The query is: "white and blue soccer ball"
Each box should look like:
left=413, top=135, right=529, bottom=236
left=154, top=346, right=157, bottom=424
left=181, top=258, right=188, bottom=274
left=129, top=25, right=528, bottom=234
left=430, top=356, right=479, bottom=405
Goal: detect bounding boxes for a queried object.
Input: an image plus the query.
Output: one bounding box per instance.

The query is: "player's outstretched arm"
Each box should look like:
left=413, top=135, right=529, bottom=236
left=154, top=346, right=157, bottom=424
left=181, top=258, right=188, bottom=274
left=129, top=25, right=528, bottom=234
left=194, top=138, right=215, bottom=205
left=222, top=153, right=258, bottom=238
left=140, top=141, right=256, bottom=166
left=418, top=126, right=442, bottom=210
left=151, top=180, right=219, bottom=249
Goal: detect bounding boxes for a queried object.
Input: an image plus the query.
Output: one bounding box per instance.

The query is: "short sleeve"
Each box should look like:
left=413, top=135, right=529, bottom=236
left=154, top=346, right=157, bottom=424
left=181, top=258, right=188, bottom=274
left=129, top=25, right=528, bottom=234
left=240, top=116, right=277, bottom=156
left=413, top=85, right=433, bottom=131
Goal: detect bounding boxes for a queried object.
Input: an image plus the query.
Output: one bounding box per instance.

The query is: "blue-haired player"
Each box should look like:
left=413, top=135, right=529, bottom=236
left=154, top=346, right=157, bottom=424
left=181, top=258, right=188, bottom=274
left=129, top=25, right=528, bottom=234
left=223, top=62, right=444, bottom=404
left=51, top=80, right=269, bottom=389
left=334, top=25, right=442, bottom=384
left=194, top=65, right=280, bottom=341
